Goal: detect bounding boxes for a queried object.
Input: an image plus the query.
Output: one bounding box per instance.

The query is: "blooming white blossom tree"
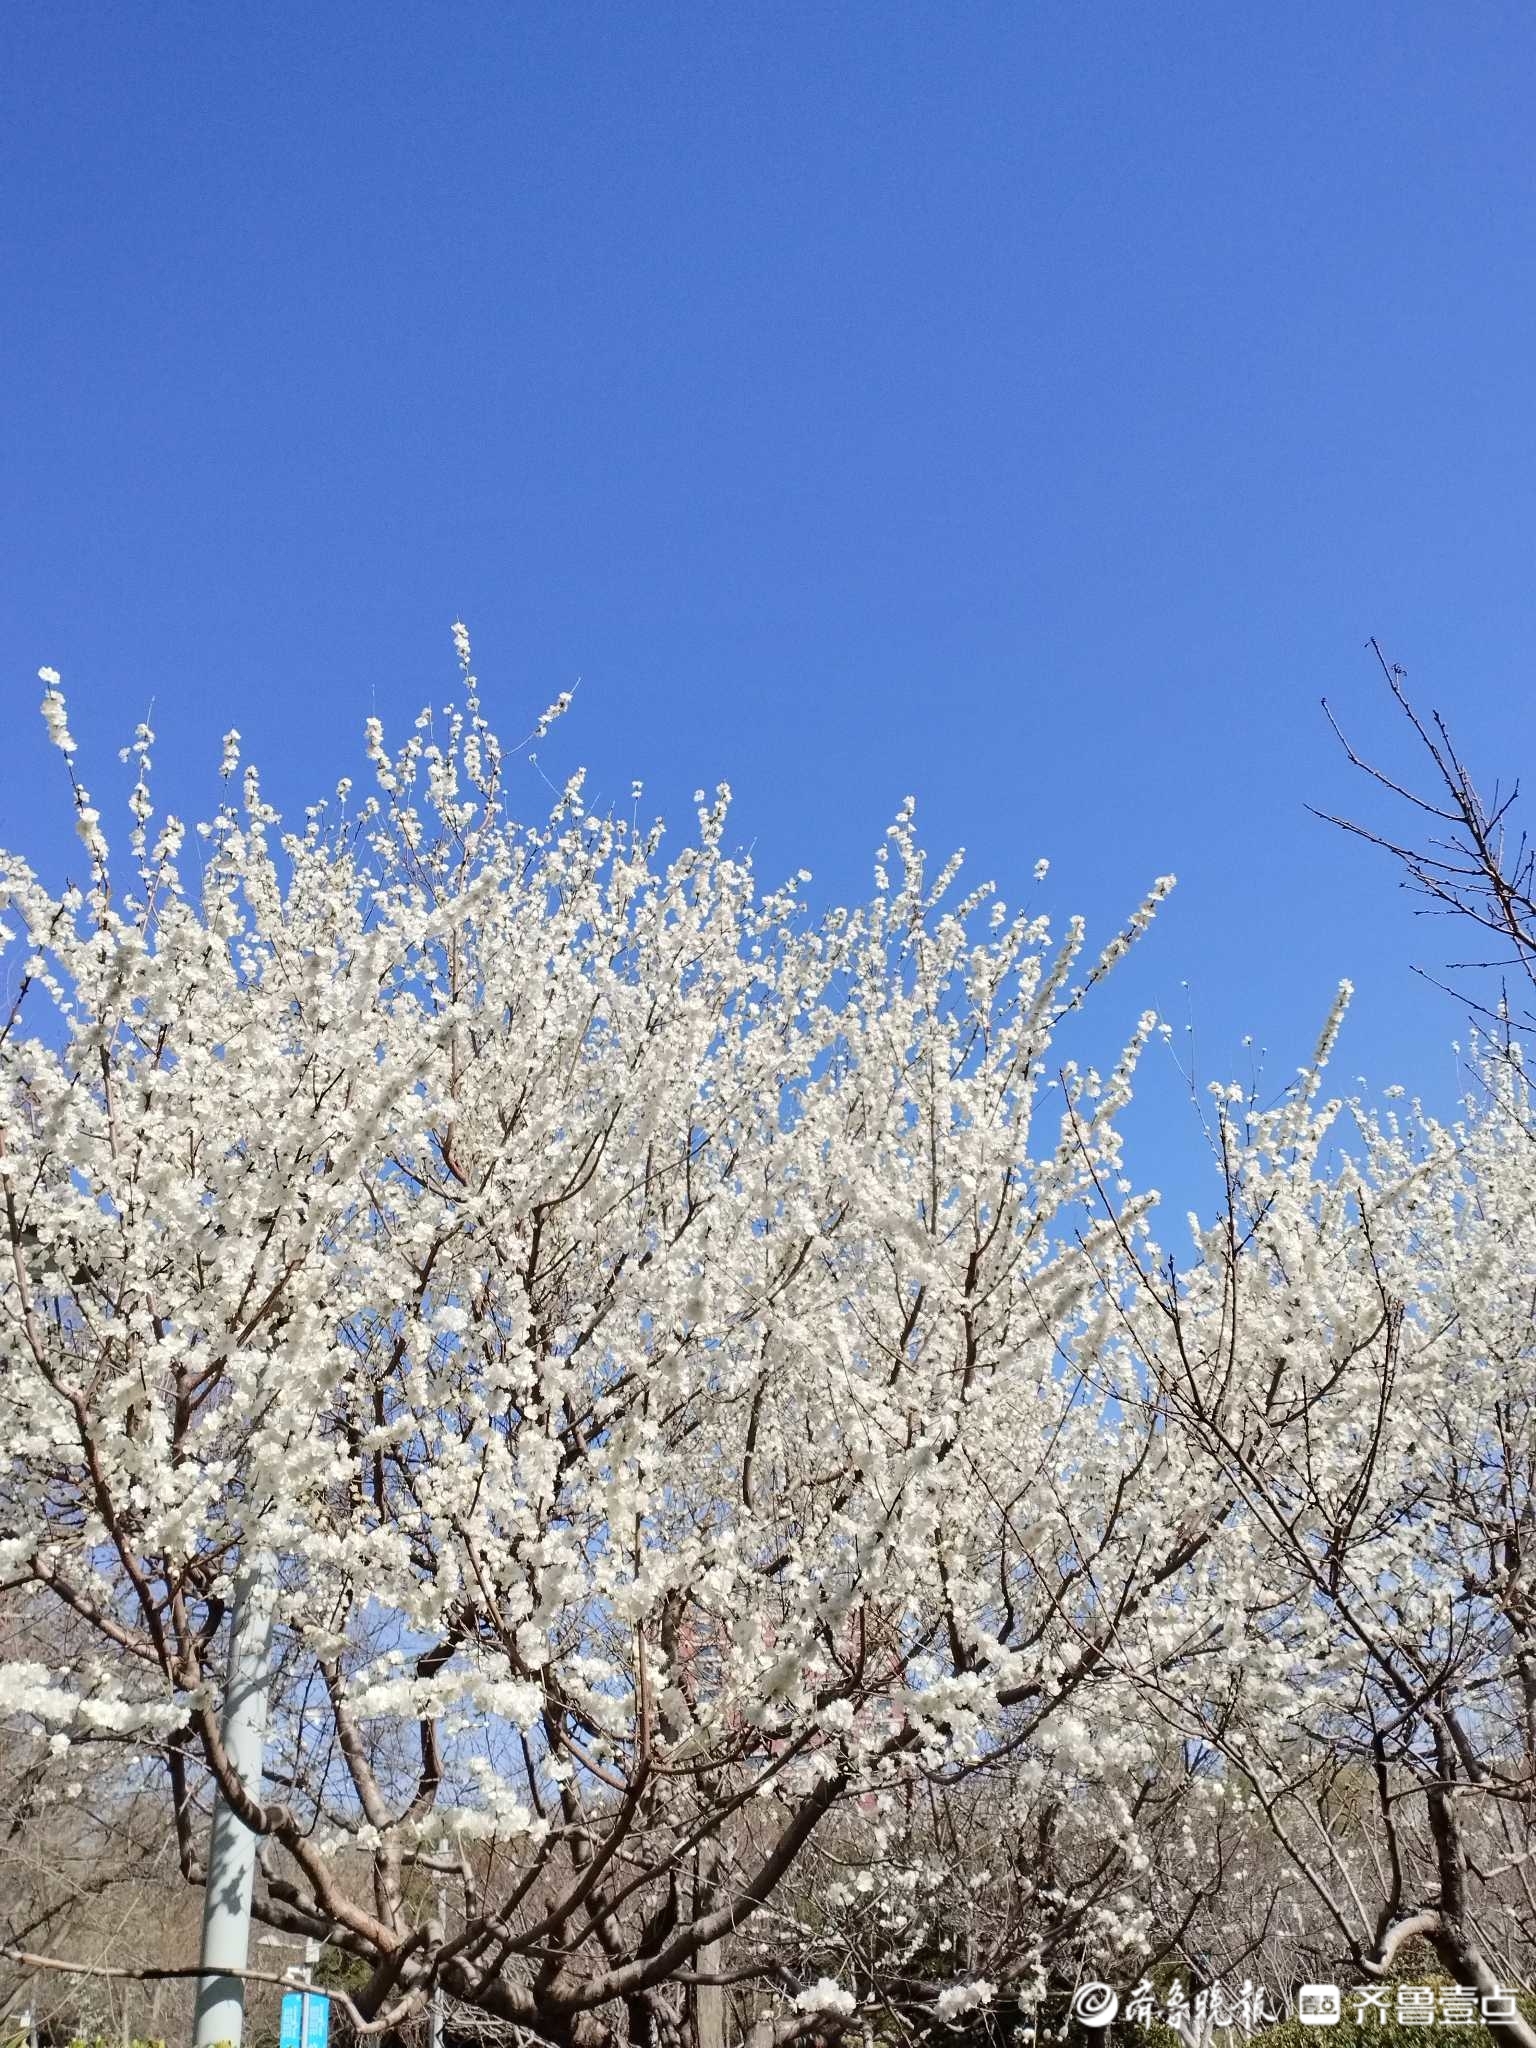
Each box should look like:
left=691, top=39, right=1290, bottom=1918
left=1122, top=1027, right=1536, bottom=2048
left=15, top=637, right=1534, bottom=2048
left=1, top=640, right=1221, bottom=2048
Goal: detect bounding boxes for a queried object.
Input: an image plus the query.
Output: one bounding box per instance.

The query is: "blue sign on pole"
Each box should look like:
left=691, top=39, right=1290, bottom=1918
left=280, top=1991, right=330, bottom=2048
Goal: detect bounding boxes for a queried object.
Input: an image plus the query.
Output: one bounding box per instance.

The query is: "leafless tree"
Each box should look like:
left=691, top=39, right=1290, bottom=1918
left=1316, top=637, right=1536, bottom=1036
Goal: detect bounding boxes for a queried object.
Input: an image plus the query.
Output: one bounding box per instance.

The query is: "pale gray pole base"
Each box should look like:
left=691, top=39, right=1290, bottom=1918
left=193, top=1555, right=278, bottom=2048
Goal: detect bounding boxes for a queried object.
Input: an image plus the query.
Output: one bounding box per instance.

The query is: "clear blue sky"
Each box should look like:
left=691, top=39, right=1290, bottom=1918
left=4, top=3, right=1535, bottom=1193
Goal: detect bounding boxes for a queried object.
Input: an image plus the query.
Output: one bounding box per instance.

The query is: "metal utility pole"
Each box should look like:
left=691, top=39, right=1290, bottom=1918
left=193, top=1553, right=278, bottom=2048
left=428, top=1879, right=445, bottom=2048
left=693, top=1842, right=724, bottom=2048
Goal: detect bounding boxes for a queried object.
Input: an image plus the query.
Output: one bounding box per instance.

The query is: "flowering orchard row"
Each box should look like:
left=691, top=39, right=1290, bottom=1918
left=3, top=636, right=1534, bottom=2048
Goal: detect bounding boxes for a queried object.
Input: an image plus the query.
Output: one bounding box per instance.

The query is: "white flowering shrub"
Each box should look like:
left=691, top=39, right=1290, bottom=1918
left=1, top=640, right=1210, bottom=2048
left=1121, top=1041, right=1536, bottom=2045
left=11, top=638, right=1533, bottom=2048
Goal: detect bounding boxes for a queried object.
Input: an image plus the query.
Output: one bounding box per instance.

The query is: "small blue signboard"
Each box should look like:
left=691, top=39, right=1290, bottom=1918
left=280, top=1991, right=330, bottom=2048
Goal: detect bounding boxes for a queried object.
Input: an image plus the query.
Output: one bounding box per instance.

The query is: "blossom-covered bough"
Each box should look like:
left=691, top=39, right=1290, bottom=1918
left=0, top=638, right=1217, bottom=2048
